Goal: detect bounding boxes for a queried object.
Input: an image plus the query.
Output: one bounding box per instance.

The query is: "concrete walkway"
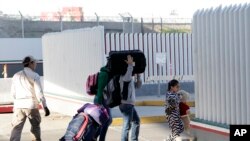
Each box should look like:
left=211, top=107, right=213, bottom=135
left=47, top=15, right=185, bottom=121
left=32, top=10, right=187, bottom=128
left=0, top=95, right=196, bottom=141
left=0, top=111, right=172, bottom=141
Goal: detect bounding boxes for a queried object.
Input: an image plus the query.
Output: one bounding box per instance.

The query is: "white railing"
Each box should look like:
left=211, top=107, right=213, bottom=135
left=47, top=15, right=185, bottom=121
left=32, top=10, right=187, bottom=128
left=0, top=33, right=194, bottom=83
left=104, top=33, right=193, bottom=83
left=193, top=4, right=250, bottom=125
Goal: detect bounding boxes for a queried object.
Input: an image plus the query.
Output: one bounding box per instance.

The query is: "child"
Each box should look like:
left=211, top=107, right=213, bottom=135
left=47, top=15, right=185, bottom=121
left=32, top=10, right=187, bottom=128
left=178, top=90, right=191, bottom=135
left=165, top=79, right=184, bottom=141
left=119, top=55, right=141, bottom=141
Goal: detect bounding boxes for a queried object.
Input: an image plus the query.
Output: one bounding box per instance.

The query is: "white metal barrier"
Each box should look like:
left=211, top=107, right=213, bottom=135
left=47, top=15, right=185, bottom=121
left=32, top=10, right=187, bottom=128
left=42, top=27, right=105, bottom=99
left=104, top=33, right=193, bottom=83
left=193, top=4, right=250, bottom=125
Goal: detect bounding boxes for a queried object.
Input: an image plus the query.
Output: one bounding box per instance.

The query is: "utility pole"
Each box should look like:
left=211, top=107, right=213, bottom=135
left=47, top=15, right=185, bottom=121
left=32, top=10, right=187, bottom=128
left=160, top=17, right=163, bottom=33
left=128, top=13, right=133, bottom=33
left=58, top=12, right=63, bottom=31
left=119, top=13, right=125, bottom=33
left=95, top=12, right=99, bottom=26
left=18, top=11, right=24, bottom=38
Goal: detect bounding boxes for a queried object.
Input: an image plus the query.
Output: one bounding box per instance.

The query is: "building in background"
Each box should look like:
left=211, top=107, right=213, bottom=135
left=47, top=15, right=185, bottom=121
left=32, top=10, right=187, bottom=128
left=40, top=7, right=84, bottom=21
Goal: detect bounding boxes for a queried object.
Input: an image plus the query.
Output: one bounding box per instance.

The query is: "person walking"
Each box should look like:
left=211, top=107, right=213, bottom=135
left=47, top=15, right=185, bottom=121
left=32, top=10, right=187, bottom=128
left=165, top=79, right=184, bottom=141
left=10, top=56, right=50, bottom=141
left=94, top=57, right=113, bottom=141
left=119, top=55, right=141, bottom=141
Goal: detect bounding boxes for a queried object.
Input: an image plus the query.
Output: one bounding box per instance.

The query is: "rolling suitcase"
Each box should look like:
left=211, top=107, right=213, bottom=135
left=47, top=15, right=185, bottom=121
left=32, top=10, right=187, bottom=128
left=108, top=50, right=146, bottom=75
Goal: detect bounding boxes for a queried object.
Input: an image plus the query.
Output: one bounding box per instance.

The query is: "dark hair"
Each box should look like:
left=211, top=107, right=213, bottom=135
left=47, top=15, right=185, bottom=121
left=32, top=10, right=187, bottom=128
left=167, top=79, right=179, bottom=91
left=105, top=58, right=111, bottom=68
left=23, top=57, right=32, bottom=67
left=23, top=56, right=36, bottom=67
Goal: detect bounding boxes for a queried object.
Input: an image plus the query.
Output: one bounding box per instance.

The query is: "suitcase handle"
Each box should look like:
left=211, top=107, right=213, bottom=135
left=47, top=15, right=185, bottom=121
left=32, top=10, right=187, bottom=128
left=74, top=113, right=89, bottom=141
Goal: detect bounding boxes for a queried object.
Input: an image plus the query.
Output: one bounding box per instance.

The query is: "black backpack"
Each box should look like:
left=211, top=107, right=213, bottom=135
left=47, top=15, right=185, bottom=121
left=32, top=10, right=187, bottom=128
left=103, top=75, right=121, bottom=108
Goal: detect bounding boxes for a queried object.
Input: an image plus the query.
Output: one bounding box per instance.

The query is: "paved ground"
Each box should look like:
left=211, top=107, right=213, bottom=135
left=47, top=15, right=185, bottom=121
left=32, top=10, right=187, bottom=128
left=0, top=95, right=197, bottom=141
left=0, top=111, right=172, bottom=141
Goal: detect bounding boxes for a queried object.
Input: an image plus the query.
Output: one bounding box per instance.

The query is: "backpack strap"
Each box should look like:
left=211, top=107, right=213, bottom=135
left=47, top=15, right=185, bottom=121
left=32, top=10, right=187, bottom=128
left=74, top=113, right=89, bottom=141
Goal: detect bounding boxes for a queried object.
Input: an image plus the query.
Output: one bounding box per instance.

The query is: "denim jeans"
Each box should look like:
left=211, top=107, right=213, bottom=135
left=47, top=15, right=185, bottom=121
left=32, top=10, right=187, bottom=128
left=119, top=104, right=140, bottom=141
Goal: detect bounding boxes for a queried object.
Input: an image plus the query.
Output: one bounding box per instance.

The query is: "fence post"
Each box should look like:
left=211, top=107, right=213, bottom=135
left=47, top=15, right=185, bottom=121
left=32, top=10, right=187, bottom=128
left=141, top=17, right=144, bottom=34
left=152, top=18, right=154, bottom=32
left=161, top=17, right=163, bottom=33
left=95, top=13, right=99, bottom=26
left=18, top=11, right=24, bottom=38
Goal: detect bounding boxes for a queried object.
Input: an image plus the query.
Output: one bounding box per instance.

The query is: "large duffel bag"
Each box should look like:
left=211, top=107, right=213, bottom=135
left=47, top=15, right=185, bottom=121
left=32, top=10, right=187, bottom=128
left=108, top=50, right=146, bottom=75
left=77, top=103, right=109, bottom=126
left=60, top=103, right=109, bottom=141
left=59, top=113, right=97, bottom=141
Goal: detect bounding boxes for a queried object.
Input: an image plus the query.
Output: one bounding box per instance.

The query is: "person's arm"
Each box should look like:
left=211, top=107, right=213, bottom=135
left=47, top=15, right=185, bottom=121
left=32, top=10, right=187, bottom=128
left=96, top=71, right=109, bottom=104
left=134, top=74, right=142, bottom=89
left=34, top=74, right=50, bottom=116
left=34, top=75, right=47, bottom=107
left=122, top=55, right=134, bottom=82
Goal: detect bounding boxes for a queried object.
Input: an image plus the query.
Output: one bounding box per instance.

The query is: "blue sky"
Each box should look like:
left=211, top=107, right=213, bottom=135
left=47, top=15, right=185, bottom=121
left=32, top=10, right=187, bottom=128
left=0, top=0, right=249, bottom=18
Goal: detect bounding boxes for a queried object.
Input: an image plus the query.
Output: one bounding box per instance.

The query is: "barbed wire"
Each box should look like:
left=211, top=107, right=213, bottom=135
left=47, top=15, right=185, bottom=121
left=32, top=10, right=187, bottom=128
left=0, top=14, right=191, bottom=23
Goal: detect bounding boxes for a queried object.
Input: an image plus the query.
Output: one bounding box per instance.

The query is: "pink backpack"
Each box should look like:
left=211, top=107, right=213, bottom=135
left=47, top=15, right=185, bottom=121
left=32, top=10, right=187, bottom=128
left=86, top=72, right=99, bottom=95
left=77, top=103, right=109, bottom=125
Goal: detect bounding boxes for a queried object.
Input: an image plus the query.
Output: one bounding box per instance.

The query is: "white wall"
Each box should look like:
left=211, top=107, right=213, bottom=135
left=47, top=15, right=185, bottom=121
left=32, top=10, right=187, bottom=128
left=42, top=26, right=105, bottom=115
left=0, top=78, right=12, bottom=104
left=193, top=4, right=250, bottom=125
left=0, top=38, right=42, bottom=63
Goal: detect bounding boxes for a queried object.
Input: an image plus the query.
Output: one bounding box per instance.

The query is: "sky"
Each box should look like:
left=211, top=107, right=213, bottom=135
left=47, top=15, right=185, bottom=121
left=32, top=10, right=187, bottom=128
left=0, top=0, right=249, bottom=18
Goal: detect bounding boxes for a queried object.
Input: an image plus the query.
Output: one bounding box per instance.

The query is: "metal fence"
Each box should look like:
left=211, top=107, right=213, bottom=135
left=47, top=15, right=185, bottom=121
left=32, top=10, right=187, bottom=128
left=193, top=4, right=250, bottom=125
left=1, top=32, right=194, bottom=83
left=0, top=14, right=191, bottom=23
left=104, top=32, right=193, bottom=83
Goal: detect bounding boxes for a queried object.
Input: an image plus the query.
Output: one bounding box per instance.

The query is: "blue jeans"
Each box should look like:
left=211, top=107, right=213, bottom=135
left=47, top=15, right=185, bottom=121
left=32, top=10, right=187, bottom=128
left=119, top=104, right=140, bottom=141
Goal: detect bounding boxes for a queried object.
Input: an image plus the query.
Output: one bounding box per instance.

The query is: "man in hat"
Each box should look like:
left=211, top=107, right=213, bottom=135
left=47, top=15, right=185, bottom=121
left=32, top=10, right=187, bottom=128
left=10, top=55, right=50, bottom=141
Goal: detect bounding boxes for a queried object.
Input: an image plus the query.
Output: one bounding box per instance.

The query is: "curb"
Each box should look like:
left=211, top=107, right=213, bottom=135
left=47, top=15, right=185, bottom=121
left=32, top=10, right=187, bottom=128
left=135, top=100, right=195, bottom=107
left=112, top=115, right=166, bottom=126
left=0, top=104, right=13, bottom=113
left=0, top=104, right=43, bottom=113
left=111, top=113, right=196, bottom=126
left=112, top=99, right=196, bottom=126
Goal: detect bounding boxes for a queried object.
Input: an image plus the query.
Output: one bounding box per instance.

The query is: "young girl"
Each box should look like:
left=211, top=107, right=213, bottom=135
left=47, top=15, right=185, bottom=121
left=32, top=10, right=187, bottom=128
left=165, top=79, right=184, bottom=141
left=178, top=90, right=191, bottom=135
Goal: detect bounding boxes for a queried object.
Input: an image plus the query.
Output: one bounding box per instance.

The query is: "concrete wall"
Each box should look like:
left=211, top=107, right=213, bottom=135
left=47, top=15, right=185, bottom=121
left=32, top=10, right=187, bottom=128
left=0, top=17, right=143, bottom=38
left=0, top=38, right=42, bottom=61
left=0, top=78, right=12, bottom=104
left=0, top=17, right=191, bottom=38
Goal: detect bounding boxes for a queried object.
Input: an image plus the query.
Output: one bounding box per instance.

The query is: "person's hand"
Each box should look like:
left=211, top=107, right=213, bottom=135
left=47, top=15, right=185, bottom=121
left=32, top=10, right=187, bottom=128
left=44, top=107, right=50, bottom=116
left=125, top=55, right=134, bottom=65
